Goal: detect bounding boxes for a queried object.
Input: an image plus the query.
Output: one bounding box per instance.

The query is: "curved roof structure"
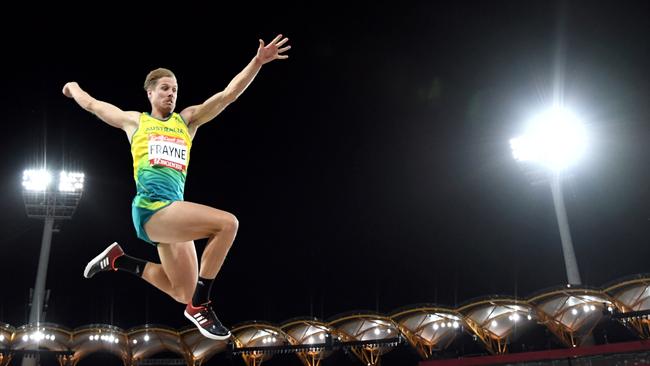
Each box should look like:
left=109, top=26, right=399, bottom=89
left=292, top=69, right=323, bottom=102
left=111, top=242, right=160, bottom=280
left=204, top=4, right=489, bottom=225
left=231, top=321, right=291, bottom=365
left=179, top=326, right=228, bottom=364
left=391, top=305, right=464, bottom=359
left=528, top=287, right=614, bottom=347
left=329, top=312, right=399, bottom=365
left=1, top=275, right=649, bottom=365
left=605, top=275, right=650, bottom=338
left=0, top=323, right=14, bottom=366
left=13, top=323, right=72, bottom=352
left=457, top=297, right=536, bottom=354
left=281, top=317, right=335, bottom=366
left=71, top=324, right=128, bottom=365
left=127, top=324, right=186, bottom=362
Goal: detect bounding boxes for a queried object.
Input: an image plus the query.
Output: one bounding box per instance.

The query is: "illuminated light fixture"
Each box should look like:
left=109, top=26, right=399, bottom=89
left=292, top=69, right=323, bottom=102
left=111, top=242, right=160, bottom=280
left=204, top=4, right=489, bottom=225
left=22, top=170, right=52, bottom=192
left=58, top=171, right=85, bottom=192
left=22, top=169, right=85, bottom=193
left=509, top=107, right=587, bottom=172
left=511, top=107, right=587, bottom=287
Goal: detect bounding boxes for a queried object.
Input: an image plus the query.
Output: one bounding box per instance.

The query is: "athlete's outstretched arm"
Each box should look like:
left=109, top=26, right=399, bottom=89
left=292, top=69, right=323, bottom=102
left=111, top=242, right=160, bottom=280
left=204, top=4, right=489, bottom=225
left=181, top=34, right=291, bottom=136
left=63, top=82, right=139, bottom=137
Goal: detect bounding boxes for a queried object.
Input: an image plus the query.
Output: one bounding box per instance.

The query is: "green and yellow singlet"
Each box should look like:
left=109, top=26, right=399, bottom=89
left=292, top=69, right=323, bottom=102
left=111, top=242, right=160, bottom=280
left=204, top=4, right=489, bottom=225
left=131, top=112, right=191, bottom=202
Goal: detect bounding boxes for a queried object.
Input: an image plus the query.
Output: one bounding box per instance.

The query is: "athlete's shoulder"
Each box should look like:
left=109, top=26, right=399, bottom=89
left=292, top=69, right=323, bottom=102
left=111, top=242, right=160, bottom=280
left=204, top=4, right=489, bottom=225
left=173, top=112, right=189, bottom=126
left=131, top=111, right=148, bottom=124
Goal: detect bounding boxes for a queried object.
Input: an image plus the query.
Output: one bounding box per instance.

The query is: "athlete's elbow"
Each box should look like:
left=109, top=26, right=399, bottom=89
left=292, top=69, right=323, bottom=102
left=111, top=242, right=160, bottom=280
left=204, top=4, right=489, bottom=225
left=221, top=88, right=240, bottom=105
left=83, top=98, right=97, bottom=113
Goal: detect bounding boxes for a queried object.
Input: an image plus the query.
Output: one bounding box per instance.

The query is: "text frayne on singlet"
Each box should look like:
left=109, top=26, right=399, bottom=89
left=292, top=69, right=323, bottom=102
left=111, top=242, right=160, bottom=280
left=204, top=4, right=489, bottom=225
left=148, top=134, right=188, bottom=172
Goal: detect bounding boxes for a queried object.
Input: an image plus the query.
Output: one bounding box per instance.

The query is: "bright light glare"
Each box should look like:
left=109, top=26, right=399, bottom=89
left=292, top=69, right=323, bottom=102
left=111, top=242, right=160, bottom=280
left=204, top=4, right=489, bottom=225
left=510, top=108, right=587, bottom=171
left=22, top=170, right=52, bottom=191
left=59, top=171, right=85, bottom=192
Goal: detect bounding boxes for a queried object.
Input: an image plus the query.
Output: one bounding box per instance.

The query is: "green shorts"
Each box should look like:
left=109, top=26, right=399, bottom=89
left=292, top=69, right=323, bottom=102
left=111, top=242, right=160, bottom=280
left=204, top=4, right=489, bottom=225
left=131, top=195, right=175, bottom=245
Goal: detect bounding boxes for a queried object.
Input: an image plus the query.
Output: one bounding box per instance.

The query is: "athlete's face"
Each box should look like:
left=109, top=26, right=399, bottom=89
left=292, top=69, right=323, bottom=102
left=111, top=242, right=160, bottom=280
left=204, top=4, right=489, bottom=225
left=148, top=76, right=178, bottom=114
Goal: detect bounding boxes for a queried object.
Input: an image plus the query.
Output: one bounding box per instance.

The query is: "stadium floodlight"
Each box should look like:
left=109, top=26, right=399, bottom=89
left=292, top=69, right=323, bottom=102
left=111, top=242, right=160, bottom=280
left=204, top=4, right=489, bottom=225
left=510, top=107, right=586, bottom=286
left=510, top=107, right=587, bottom=172
left=22, top=170, right=52, bottom=192
left=58, top=171, right=85, bottom=192
left=21, top=168, right=85, bottom=327
left=22, top=168, right=85, bottom=366
left=23, top=170, right=85, bottom=219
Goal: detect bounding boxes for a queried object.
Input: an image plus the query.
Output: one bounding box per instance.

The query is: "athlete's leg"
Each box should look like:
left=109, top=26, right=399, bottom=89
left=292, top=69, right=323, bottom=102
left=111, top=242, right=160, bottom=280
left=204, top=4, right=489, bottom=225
left=140, top=241, right=198, bottom=304
left=144, top=201, right=238, bottom=279
left=144, top=201, right=237, bottom=340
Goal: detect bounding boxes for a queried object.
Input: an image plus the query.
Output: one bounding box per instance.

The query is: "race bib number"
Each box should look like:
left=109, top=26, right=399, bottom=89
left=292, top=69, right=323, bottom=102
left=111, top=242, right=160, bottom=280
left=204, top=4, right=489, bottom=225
left=148, top=134, right=188, bottom=172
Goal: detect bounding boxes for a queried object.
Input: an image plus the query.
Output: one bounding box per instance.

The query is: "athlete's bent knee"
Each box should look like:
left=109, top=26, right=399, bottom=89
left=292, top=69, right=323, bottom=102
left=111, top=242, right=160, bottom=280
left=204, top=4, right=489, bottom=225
left=172, top=292, right=193, bottom=305
left=218, top=213, right=239, bottom=236
left=170, top=286, right=194, bottom=304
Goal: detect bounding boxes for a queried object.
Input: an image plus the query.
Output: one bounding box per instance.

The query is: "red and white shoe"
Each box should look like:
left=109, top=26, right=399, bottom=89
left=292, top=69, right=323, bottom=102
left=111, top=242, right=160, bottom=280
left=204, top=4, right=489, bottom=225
left=83, top=242, right=124, bottom=278
left=184, top=302, right=232, bottom=340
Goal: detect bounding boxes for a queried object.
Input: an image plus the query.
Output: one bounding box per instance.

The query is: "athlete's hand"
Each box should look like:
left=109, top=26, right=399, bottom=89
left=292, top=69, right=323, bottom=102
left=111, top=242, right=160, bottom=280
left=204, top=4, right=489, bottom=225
left=62, top=82, right=79, bottom=98
left=256, top=34, right=291, bottom=65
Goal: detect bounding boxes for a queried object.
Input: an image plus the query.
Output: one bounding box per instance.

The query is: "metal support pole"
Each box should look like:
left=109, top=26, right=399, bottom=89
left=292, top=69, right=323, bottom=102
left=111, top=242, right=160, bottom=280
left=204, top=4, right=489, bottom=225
left=29, top=217, right=54, bottom=324
left=549, top=173, right=582, bottom=285
left=22, top=217, right=54, bottom=366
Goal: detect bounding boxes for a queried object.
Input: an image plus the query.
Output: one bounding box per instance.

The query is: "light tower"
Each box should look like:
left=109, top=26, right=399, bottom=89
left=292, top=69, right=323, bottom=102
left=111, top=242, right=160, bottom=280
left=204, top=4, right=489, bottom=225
left=21, top=169, right=84, bottom=366
left=510, top=107, right=587, bottom=285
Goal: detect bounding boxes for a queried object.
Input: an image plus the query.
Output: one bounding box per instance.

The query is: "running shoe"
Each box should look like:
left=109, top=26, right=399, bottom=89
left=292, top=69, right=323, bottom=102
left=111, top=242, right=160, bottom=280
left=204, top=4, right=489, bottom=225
left=83, top=242, right=124, bottom=278
left=184, top=302, right=232, bottom=340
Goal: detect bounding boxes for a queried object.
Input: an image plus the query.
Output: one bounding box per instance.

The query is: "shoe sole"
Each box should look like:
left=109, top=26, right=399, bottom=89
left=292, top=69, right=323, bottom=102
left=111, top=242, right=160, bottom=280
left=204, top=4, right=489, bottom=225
left=83, top=242, right=120, bottom=278
left=184, top=310, right=232, bottom=341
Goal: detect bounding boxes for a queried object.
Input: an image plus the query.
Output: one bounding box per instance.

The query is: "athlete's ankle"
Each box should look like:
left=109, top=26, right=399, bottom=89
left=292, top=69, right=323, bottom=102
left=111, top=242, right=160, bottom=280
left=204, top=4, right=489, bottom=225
left=192, top=277, right=215, bottom=306
left=114, top=254, right=147, bottom=277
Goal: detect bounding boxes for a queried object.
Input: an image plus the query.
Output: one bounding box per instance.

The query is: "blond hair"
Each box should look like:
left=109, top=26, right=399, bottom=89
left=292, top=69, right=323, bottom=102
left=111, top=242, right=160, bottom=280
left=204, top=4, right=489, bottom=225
left=143, top=68, right=176, bottom=91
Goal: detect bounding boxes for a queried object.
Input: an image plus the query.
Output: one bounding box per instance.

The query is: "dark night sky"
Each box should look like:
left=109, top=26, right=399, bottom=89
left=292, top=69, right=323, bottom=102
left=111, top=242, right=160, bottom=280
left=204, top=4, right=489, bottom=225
left=1, top=0, right=649, bottom=335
